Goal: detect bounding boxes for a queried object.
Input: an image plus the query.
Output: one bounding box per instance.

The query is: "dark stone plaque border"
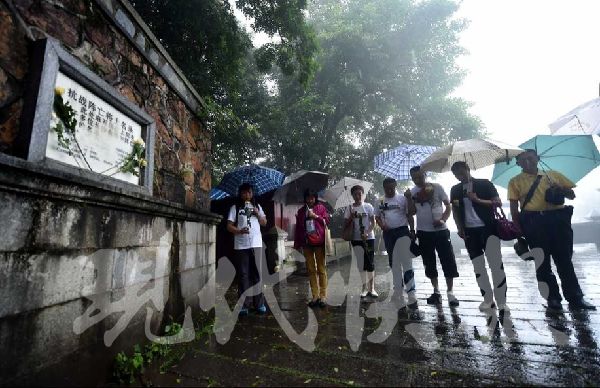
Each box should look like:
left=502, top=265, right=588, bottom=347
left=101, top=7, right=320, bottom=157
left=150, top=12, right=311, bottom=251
left=17, top=37, right=156, bottom=195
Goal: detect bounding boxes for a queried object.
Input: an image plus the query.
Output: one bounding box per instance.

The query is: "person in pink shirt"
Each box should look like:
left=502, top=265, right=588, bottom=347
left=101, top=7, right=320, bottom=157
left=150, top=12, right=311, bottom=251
left=294, top=189, right=331, bottom=308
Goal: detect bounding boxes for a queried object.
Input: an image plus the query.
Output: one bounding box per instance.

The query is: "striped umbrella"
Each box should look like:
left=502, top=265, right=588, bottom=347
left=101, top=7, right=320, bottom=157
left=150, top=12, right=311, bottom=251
left=216, top=164, right=285, bottom=196
left=374, top=144, right=438, bottom=180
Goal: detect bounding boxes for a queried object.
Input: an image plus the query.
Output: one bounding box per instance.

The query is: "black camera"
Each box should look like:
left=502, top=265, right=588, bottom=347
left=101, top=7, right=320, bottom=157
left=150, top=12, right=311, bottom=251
left=545, top=186, right=565, bottom=205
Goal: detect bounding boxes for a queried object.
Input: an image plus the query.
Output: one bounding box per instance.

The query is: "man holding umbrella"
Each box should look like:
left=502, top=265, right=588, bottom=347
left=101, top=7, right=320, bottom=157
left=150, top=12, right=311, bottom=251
left=450, top=161, right=507, bottom=312
left=509, top=149, right=595, bottom=311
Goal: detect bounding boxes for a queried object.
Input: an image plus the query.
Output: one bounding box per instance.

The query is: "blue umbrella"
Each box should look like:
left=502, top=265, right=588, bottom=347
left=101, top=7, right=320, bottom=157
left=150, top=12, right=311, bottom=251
left=210, top=188, right=230, bottom=201
left=216, top=164, right=285, bottom=196
left=491, top=135, right=600, bottom=188
left=374, top=144, right=437, bottom=180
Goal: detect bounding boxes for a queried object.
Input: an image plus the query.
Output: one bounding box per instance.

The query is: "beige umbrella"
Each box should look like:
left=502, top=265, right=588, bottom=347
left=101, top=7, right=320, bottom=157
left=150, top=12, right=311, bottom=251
left=420, top=138, right=523, bottom=173
left=322, top=177, right=373, bottom=209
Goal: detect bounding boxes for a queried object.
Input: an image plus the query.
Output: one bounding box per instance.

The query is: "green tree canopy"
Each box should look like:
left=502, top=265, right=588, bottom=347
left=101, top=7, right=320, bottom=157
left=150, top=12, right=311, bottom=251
left=131, top=0, right=318, bottom=182
left=259, top=0, right=483, bottom=179
left=132, top=0, right=483, bottom=185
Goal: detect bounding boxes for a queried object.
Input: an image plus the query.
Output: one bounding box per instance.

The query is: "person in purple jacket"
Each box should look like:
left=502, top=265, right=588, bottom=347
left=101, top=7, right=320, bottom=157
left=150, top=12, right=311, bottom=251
left=294, top=189, right=331, bottom=308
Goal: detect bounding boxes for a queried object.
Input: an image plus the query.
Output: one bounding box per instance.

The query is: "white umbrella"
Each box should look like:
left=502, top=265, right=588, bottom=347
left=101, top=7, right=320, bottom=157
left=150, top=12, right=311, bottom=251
left=420, top=138, right=523, bottom=173
left=322, top=177, right=373, bottom=209
left=549, top=97, right=600, bottom=135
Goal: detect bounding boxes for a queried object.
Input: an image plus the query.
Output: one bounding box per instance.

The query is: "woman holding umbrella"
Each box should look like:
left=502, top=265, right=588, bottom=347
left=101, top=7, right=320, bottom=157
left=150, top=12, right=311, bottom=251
left=294, top=189, right=331, bottom=308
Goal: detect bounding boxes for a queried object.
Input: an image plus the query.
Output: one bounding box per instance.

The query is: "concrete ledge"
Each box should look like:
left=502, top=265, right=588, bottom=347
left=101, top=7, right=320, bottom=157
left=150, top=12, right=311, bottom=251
left=0, top=152, right=221, bottom=226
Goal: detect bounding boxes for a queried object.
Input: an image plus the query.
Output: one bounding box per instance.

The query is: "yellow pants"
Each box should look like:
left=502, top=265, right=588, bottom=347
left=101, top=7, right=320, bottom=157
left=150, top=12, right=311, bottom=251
left=304, top=245, right=327, bottom=299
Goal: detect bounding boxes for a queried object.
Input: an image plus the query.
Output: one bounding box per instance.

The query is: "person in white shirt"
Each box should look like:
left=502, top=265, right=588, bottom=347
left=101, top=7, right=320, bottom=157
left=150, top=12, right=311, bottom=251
left=409, top=166, right=459, bottom=307
left=374, top=177, right=418, bottom=309
left=450, top=161, right=508, bottom=314
left=344, top=185, right=377, bottom=298
left=226, top=183, right=268, bottom=316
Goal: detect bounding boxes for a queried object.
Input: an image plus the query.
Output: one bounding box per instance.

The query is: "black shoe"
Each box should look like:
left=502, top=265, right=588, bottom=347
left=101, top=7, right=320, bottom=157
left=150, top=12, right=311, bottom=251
left=407, top=300, right=418, bottom=310
left=547, top=299, right=563, bottom=311
left=569, top=299, right=596, bottom=310
left=318, top=299, right=327, bottom=308
left=308, top=299, right=319, bottom=308
left=426, top=292, right=442, bottom=305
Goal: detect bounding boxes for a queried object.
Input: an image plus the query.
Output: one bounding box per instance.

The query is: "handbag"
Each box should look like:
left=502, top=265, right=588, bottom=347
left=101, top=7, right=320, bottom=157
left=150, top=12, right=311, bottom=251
left=342, top=206, right=354, bottom=241
left=306, top=230, right=324, bottom=246
left=493, top=205, right=521, bottom=241
left=409, top=236, right=421, bottom=257
left=324, top=224, right=334, bottom=256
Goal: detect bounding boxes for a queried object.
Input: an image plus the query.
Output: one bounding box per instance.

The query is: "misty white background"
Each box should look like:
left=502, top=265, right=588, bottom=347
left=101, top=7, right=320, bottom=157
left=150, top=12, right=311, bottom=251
left=450, top=0, right=600, bottom=224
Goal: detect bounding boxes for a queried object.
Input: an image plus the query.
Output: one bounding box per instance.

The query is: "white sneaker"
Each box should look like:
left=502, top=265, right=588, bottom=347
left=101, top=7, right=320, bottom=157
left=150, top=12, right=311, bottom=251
left=369, top=290, right=379, bottom=298
left=360, top=290, right=369, bottom=298
left=479, top=300, right=496, bottom=311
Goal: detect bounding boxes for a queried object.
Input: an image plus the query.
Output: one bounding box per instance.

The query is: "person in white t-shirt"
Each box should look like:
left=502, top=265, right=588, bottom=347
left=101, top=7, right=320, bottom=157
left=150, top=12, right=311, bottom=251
left=344, top=185, right=377, bottom=298
left=226, top=183, right=268, bottom=316
left=450, top=161, right=508, bottom=314
left=409, top=166, right=459, bottom=307
left=374, top=177, right=418, bottom=309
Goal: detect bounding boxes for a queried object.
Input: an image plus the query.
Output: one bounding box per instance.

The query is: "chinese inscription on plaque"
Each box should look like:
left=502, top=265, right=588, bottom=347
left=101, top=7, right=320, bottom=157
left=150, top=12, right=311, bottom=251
left=47, top=72, right=143, bottom=185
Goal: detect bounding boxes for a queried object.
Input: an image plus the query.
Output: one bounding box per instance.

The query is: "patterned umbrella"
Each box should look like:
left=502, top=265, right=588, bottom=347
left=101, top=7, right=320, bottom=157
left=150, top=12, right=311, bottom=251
left=272, top=170, right=329, bottom=204
left=492, top=135, right=600, bottom=188
left=216, top=164, right=285, bottom=196
left=420, top=138, right=522, bottom=173
left=374, top=144, right=438, bottom=180
left=209, top=187, right=230, bottom=201
left=322, top=177, right=374, bottom=209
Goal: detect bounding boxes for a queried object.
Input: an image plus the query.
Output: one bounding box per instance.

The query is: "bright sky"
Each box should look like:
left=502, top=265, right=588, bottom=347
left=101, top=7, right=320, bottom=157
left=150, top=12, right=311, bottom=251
left=439, top=0, right=600, bottom=223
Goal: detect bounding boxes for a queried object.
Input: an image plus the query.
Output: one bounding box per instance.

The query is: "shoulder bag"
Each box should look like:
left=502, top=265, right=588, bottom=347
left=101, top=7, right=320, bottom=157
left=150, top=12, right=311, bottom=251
left=513, top=175, right=542, bottom=257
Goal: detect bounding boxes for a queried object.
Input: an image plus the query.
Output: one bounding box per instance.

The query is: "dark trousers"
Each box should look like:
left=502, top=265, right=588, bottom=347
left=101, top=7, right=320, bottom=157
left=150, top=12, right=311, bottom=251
left=382, top=226, right=415, bottom=293
left=233, top=248, right=265, bottom=309
left=464, top=226, right=507, bottom=305
left=351, top=239, right=375, bottom=272
left=417, top=229, right=459, bottom=279
left=521, top=207, right=583, bottom=303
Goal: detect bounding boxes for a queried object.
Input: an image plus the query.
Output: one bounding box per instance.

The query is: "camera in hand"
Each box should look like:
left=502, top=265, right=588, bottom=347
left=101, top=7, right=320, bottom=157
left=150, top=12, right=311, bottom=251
left=243, top=202, right=254, bottom=228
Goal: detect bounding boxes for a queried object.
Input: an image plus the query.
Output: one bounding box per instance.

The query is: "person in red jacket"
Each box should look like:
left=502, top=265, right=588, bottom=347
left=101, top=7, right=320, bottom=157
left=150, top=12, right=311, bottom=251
left=294, top=189, right=331, bottom=308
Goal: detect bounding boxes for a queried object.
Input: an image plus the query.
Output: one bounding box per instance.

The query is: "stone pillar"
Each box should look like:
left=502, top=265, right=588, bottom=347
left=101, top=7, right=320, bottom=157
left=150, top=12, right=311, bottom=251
left=264, top=226, right=288, bottom=274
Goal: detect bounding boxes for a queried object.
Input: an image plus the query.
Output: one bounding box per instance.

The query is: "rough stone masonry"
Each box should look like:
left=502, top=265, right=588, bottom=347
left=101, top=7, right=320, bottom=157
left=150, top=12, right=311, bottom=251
left=0, top=0, right=219, bottom=383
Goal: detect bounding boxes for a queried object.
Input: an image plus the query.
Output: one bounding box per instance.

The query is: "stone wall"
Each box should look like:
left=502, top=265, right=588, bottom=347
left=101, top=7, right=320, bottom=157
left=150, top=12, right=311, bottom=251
left=0, top=0, right=211, bottom=209
left=0, top=0, right=219, bottom=382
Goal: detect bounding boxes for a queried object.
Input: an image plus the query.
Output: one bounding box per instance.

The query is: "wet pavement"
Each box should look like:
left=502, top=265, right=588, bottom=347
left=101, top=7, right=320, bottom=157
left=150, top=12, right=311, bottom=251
left=146, top=244, right=600, bottom=386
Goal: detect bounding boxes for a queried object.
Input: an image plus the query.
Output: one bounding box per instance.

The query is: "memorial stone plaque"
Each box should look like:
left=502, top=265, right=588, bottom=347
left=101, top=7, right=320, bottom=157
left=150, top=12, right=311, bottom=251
left=48, top=72, right=143, bottom=185
left=20, top=38, right=155, bottom=194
